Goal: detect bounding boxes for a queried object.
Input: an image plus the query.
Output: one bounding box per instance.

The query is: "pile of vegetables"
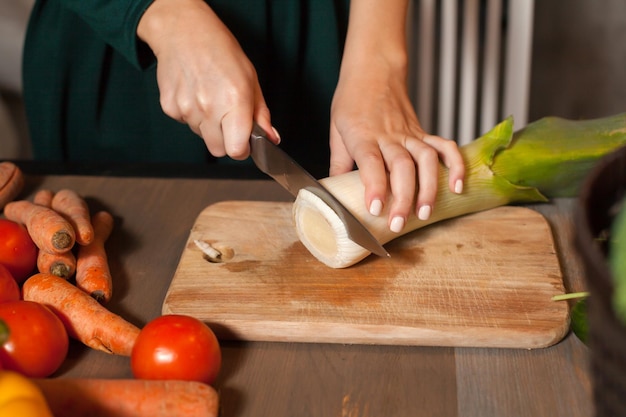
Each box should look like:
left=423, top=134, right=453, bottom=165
left=0, top=161, right=221, bottom=417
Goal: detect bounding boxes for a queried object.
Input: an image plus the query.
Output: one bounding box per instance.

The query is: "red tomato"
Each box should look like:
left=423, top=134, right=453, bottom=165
left=0, top=219, right=37, bottom=283
left=0, top=300, right=69, bottom=377
left=0, top=264, right=20, bottom=303
left=131, top=315, right=222, bottom=385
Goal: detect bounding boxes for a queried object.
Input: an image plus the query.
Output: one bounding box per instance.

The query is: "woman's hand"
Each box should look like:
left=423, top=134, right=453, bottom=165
left=330, top=71, right=465, bottom=233
left=137, top=0, right=279, bottom=159
left=331, top=0, right=465, bottom=233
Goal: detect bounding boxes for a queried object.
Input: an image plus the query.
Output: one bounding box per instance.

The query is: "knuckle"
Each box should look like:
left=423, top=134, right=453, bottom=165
left=416, top=145, right=438, bottom=163
left=227, top=144, right=249, bottom=160
left=386, top=154, right=415, bottom=175
left=159, top=96, right=178, bottom=119
left=441, top=139, right=460, bottom=153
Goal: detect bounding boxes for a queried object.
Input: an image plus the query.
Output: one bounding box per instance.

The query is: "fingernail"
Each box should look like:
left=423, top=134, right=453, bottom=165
left=418, top=205, right=432, bottom=221
left=369, top=199, right=383, bottom=216
left=454, top=179, right=464, bottom=194
left=390, top=216, right=405, bottom=233
left=271, top=126, right=281, bottom=143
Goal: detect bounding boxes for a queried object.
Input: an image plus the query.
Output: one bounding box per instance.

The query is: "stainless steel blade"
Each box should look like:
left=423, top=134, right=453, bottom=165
left=250, top=123, right=389, bottom=258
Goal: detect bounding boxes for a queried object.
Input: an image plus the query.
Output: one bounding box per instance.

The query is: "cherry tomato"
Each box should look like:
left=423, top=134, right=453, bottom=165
left=131, top=315, right=221, bottom=385
left=0, top=219, right=38, bottom=284
left=0, top=264, right=20, bottom=303
left=0, top=300, right=69, bottom=377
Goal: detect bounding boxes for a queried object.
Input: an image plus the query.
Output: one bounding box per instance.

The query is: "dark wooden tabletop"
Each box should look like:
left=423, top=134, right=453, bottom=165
left=19, top=173, right=592, bottom=417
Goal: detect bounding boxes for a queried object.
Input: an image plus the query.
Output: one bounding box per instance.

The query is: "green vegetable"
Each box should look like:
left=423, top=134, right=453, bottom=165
left=570, top=298, right=589, bottom=345
left=609, top=197, right=626, bottom=324
left=492, top=113, right=626, bottom=198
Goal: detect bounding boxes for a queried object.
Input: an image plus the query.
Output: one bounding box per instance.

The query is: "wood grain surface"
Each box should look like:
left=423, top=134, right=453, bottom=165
left=13, top=175, right=591, bottom=417
left=163, top=202, right=569, bottom=348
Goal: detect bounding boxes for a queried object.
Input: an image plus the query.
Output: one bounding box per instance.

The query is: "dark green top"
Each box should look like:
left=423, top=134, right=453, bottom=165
left=23, top=0, right=348, bottom=178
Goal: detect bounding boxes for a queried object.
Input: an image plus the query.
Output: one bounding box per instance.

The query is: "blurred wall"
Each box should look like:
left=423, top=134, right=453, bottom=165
left=0, top=0, right=34, bottom=159
left=530, top=0, right=626, bottom=121
left=0, top=0, right=33, bottom=92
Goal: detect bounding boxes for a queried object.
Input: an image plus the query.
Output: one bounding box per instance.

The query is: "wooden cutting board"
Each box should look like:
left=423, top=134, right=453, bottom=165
left=162, top=201, right=570, bottom=349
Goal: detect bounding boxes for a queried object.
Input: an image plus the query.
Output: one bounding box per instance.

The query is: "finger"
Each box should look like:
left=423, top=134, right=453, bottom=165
left=198, top=119, right=226, bottom=157
left=407, top=139, right=439, bottom=219
left=329, top=126, right=388, bottom=217
left=253, top=89, right=281, bottom=145
left=350, top=143, right=388, bottom=217
left=422, top=135, right=465, bottom=194
left=381, top=143, right=417, bottom=232
left=220, top=110, right=254, bottom=160
left=329, top=124, right=355, bottom=176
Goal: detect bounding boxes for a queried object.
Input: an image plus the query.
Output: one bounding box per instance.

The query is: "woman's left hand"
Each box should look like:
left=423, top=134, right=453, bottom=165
left=329, top=67, right=465, bottom=233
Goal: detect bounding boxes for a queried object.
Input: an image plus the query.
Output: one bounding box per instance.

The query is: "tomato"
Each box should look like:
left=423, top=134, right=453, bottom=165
left=0, top=219, right=37, bottom=284
left=0, top=301, right=69, bottom=377
left=131, top=315, right=221, bottom=385
left=0, top=264, right=20, bottom=303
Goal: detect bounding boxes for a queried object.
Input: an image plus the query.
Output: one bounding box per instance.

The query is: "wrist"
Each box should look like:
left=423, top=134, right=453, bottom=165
left=137, top=0, right=210, bottom=55
left=339, top=42, right=408, bottom=86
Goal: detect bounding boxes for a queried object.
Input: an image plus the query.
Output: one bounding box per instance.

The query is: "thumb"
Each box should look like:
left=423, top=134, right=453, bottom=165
left=329, top=124, right=355, bottom=176
left=253, top=87, right=280, bottom=144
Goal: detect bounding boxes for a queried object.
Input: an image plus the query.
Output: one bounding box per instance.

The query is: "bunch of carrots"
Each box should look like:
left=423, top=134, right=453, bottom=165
left=0, top=162, right=219, bottom=417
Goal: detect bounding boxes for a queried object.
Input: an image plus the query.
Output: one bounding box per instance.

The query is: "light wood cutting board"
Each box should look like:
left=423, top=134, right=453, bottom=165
left=162, top=201, right=570, bottom=349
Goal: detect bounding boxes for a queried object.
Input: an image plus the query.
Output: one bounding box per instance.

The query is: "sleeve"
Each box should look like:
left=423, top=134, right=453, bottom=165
left=59, top=0, right=157, bottom=69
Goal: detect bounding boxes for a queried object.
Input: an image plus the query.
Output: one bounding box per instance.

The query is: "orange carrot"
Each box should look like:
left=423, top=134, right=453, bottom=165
left=51, top=188, right=94, bottom=246
left=37, top=249, right=77, bottom=279
left=0, top=161, right=24, bottom=210
left=22, top=273, right=140, bottom=356
left=33, top=189, right=55, bottom=207
left=33, top=378, right=219, bottom=417
left=76, top=210, right=114, bottom=302
left=3, top=200, right=75, bottom=254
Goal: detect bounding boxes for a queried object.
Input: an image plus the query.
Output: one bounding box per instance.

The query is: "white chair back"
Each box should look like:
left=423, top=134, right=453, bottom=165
left=407, top=0, right=535, bottom=144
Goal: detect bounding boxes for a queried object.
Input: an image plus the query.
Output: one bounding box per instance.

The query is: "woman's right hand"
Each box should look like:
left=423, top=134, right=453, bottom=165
left=137, top=0, right=279, bottom=159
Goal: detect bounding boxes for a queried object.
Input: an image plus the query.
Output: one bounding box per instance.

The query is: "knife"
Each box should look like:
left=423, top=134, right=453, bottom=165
left=249, top=123, right=389, bottom=258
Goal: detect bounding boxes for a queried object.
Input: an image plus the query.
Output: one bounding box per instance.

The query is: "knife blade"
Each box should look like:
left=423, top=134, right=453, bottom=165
left=249, top=123, right=389, bottom=258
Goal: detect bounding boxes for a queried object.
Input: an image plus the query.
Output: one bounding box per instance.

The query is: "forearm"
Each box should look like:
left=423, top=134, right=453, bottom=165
left=341, top=0, right=410, bottom=77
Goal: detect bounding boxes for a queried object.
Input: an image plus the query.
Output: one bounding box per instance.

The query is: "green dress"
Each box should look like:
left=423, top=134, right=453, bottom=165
left=22, top=0, right=349, bottom=178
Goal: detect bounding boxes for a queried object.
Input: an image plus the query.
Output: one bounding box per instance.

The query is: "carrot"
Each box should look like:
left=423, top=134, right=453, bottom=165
left=37, top=249, right=77, bottom=279
left=76, top=210, right=114, bottom=302
left=33, top=189, right=55, bottom=207
left=22, top=273, right=140, bottom=355
left=3, top=200, right=75, bottom=254
left=33, top=378, right=219, bottom=417
left=0, top=161, right=24, bottom=210
left=51, top=188, right=94, bottom=246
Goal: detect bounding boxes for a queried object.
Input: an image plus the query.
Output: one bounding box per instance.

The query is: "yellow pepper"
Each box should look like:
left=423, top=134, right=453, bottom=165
left=0, top=370, right=53, bottom=417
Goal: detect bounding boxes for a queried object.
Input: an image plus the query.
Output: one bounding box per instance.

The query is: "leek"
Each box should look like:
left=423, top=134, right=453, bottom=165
left=293, top=113, right=626, bottom=268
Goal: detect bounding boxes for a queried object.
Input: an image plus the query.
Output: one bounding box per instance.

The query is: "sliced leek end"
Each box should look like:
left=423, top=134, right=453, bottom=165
left=293, top=188, right=370, bottom=268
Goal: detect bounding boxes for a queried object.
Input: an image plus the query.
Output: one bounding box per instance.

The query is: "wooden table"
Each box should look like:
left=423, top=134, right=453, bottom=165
left=19, top=173, right=592, bottom=417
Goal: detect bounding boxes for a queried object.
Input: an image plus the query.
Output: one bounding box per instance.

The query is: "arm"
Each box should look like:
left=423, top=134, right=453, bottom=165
left=136, top=0, right=278, bottom=159
left=54, top=0, right=278, bottom=158
left=56, top=0, right=155, bottom=69
left=330, top=0, right=465, bottom=232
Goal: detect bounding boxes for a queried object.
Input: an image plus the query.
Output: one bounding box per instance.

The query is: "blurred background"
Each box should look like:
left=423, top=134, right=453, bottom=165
left=0, top=0, right=32, bottom=160
left=1, top=0, right=625, bottom=161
